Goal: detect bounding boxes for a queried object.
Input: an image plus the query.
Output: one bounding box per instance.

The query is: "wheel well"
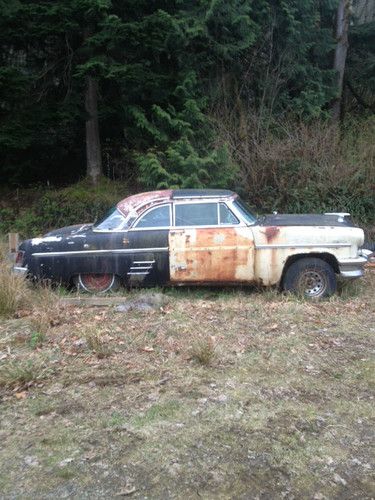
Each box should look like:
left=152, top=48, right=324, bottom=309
left=280, top=252, right=339, bottom=287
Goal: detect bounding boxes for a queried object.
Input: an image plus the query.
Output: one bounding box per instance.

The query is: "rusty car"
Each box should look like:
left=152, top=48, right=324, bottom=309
left=13, top=189, right=370, bottom=298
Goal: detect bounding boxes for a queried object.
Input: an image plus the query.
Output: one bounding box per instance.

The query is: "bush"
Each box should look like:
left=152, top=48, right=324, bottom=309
left=214, top=112, right=375, bottom=224
left=1, top=178, right=128, bottom=238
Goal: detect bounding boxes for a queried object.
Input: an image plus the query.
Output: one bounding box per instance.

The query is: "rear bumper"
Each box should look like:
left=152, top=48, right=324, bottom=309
left=338, top=252, right=369, bottom=278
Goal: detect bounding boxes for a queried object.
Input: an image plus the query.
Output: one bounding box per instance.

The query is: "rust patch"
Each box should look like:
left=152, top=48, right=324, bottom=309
left=169, top=227, right=255, bottom=282
left=264, top=226, right=280, bottom=242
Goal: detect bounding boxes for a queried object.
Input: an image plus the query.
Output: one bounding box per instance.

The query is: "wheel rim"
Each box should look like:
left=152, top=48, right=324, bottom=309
left=297, top=270, right=327, bottom=298
left=78, top=273, right=115, bottom=293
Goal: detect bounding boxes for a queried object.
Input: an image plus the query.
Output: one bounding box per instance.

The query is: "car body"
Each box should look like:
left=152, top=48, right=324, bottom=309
left=14, top=189, right=369, bottom=298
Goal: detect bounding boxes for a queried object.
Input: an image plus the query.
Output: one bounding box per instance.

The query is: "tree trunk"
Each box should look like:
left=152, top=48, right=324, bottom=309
left=332, top=0, right=351, bottom=122
left=85, top=76, right=102, bottom=184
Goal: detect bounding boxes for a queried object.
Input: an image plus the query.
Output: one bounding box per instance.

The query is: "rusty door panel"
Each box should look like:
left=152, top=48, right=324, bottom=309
left=169, top=227, right=255, bottom=282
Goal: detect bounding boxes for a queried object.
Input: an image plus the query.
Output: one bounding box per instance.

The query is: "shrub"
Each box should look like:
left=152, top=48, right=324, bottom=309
left=190, top=337, right=216, bottom=366
left=1, top=178, right=129, bottom=238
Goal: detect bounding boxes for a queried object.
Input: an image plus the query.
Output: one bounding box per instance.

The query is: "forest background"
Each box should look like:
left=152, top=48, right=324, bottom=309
left=0, top=0, right=374, bottom=237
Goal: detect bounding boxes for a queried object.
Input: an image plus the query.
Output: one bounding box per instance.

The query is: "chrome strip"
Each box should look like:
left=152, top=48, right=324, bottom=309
left=127, top=271, right=150, bottom=275
left=129, top=266, right=153, bottom=270
left=32, top=247, right=168, bottom=257
left=13, top=266, right=28, bottom=275
left=256, top=243, right=351, bottom=249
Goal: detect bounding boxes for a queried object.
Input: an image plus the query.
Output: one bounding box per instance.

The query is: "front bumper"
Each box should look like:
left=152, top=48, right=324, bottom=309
left=13, top=266, right=28, bottom=275
left=338, top=251, right=370, bottom=278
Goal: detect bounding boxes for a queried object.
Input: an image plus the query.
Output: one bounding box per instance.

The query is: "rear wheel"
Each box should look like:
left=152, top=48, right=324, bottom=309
left=283, top=257, right=336, bottom=299
left=74, top=273, right=120, bottom=294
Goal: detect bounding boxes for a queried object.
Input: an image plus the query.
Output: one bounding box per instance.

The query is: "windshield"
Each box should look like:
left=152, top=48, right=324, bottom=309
left=94, top=208, right=129, bottom=231
left=234, top=199, right=257, bottom=224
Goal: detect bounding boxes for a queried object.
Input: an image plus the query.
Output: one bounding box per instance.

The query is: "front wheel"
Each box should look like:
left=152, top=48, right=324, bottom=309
left=74, top=273, right=120, bottom=294
left=282, top=257, right=336, bottom=299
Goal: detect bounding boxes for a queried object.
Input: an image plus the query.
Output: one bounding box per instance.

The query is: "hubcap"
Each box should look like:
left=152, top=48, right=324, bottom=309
left=78, top=273, right=115, bottom=293
left=297, top=270, right=327, bottom=298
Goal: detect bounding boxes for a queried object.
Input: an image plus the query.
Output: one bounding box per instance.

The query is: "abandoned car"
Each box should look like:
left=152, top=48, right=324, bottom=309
left=14, top=189, right=369, bottom=298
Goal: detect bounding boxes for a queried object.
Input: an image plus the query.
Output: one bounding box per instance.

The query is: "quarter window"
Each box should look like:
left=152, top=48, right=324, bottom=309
left=175, top=203, right=218, bottom=226
left=136, top=205, right=171, bottom=228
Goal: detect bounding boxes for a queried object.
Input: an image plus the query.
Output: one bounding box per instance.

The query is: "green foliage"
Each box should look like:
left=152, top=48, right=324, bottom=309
left=137, top=137, right=235, bottom=189
left=0, top=0, right=373, bottom=223
left=0, top=179, right=127, bottom=237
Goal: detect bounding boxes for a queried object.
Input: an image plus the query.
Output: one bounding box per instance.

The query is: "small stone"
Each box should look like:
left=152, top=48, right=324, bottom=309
left=215, top=394, right=228, bottom=403
left=59, top=457, right=74, bottom=467
left=333, top=473, right=347, bottom=486
left=24, top=455, right=39, bottom=467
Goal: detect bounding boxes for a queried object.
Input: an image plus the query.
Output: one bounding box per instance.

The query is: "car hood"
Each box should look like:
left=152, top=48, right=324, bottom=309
left=44, top=223, right=93, bottom=237
left=259, top=213, right=355, bottom=227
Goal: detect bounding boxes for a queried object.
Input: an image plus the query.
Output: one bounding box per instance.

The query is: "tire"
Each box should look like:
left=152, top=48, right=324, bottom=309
left=282, top=257, right=336, bottom=299
left=74, top=273, right=120, bottom=294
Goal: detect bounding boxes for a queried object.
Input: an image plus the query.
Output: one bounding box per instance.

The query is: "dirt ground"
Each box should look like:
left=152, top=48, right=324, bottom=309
left=0, top=273, right=374, bottom=499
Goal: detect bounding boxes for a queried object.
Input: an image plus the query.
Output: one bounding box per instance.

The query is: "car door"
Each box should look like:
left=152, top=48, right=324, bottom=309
left=169, top=201, right=256, bottom=283
left=123, top=203, right=171, bottom=285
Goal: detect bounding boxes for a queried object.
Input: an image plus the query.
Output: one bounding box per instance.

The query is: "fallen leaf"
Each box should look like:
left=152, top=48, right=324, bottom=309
left=15, top=391, right=27, bottom=400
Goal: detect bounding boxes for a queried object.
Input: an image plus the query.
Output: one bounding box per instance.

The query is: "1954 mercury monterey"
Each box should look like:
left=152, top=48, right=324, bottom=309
left=14, top=189, right=370, bottom=298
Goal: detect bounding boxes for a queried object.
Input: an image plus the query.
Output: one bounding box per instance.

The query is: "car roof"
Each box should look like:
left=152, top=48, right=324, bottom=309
left=117, top=189, right=236, bottom=217
left=172, top=189, right=234, bottom=199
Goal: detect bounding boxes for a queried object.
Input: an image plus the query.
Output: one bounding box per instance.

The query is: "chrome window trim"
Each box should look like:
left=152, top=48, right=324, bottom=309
left=228, top=199, right=257, bottom=226
left=174, top=200, right=219, bottom=227
left=219, top=202, right=240, bottom=226
left=133, top=203, right=172, bottom=229
left=32, top=247, right=169, bottom=257
left=172, top=200, right=247, bottom=228
left=92, top=198, right=251, bottom=232
left=255, top=243, right=351, bottom=249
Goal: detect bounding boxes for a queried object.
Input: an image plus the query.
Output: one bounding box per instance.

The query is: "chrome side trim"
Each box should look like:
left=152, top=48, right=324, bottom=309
left=127, top=260, right=155, bottom=277
left=13, top=266, right=28, bottom=275
left=256, top=243, right=351, bottom=249
left=32, top=247, right=168, bottom=257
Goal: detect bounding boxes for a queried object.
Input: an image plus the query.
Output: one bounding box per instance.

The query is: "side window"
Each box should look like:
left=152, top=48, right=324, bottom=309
left=219, top=203, right=239, bottom=225
left=135, top=205, right=171, bottom=228
left=175, top=203, right=218, bottom=226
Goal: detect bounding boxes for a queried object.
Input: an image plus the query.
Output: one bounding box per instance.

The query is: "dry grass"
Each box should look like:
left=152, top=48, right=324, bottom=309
left=0, top=356, right=55, bottom=389
left=0, top=271, right=374, bottom=498
left=0, top=259, right=30, bottom=318
left=190, top=336, right=217, bottom=365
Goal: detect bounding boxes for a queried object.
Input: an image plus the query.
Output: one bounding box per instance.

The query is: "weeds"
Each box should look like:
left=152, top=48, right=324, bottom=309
left=29, top=330, right=46, bottom=349
left=190, top=337, right=216, bottom=366
left=0, top=259, right=29, bottom=318
left=0, top=357, right=55, bottom=389
left=83, top=329, right=112, bottom=358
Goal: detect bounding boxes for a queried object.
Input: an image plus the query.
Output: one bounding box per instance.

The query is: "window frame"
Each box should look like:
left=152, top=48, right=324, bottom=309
left=218, top=202, right=239, bottom=226
left=131, top=203, right=172, bottom=231
left=172, top=200, right=244, bottom=228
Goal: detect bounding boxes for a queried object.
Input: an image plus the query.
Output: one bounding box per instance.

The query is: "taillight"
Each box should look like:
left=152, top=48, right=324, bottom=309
left=15, top=250, right=24, bottom=266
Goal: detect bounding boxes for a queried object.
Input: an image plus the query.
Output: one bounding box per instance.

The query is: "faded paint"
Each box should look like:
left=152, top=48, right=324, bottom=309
left=169, top=227, right=255, bottom=283
left=117, top=190, right=172, bottom=218
left=31, top=236, right=62, bottom=246
left=252, top=225, right=364, bottom=285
